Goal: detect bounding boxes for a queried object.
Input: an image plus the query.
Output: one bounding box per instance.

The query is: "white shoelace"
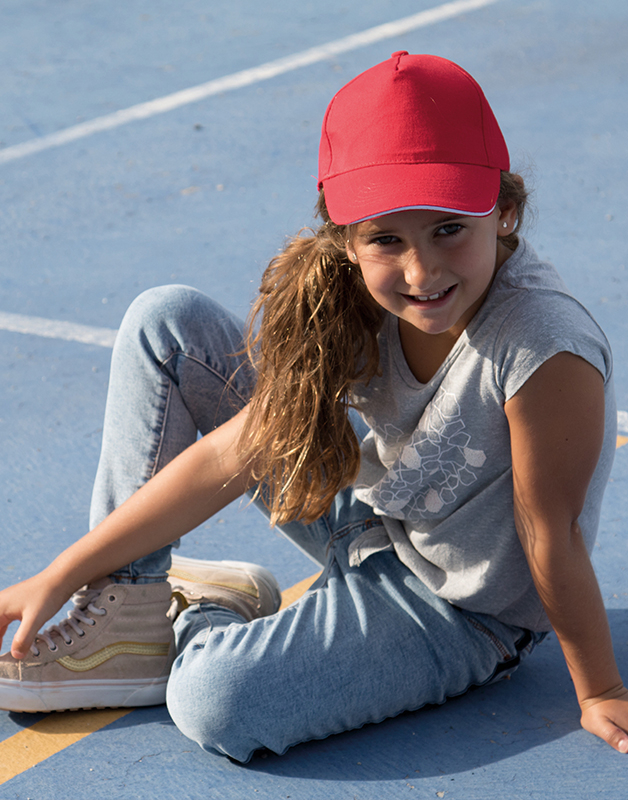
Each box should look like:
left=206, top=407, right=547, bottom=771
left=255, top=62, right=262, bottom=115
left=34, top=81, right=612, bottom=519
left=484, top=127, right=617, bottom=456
left=30, top=587, right=107, bottom=657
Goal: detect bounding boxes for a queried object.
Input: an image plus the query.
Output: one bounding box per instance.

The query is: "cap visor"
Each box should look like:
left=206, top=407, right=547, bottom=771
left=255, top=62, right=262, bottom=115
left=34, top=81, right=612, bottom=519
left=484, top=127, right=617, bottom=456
left=324, top=163, right=502, bottom=226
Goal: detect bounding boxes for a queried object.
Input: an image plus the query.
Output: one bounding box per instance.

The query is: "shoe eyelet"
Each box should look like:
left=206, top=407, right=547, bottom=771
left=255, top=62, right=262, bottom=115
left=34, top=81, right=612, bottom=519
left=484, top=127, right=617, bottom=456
left=108, top=595, right=116, bottom=602
left=66, top=639, right=74, bottom=646
left=77, top=631, right=85, bottom=638
left=88, top=619, right=97, bottom=626
left=49, top=645, right=58, bottom=653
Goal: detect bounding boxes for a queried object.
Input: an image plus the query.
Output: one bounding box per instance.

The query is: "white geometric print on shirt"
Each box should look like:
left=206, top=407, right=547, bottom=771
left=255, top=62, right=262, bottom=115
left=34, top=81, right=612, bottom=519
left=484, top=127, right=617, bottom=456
left=362, top=392, right=486, bottom=521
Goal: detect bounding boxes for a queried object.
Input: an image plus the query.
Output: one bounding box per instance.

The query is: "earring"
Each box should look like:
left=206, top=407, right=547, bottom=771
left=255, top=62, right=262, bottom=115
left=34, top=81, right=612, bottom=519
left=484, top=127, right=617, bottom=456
left=502, top=222, right=508, bottom=229
left=349, top=252, right=358, bottom=263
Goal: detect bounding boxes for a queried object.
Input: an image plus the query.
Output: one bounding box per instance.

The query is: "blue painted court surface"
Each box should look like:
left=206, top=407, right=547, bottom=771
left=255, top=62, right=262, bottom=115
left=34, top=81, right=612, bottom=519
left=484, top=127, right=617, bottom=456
left=1, top=0, right=627, bottom=796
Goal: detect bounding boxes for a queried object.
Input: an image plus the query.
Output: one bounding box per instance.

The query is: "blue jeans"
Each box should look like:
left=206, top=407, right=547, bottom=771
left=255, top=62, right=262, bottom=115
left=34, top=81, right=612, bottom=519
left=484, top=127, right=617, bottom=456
left=90, top=285, right=542, bottom=763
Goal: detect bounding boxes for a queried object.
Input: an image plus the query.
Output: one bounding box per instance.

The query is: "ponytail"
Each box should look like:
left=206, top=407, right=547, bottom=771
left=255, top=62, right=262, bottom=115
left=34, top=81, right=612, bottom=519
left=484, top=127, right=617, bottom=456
left=238, top=193, right=381, bottom=526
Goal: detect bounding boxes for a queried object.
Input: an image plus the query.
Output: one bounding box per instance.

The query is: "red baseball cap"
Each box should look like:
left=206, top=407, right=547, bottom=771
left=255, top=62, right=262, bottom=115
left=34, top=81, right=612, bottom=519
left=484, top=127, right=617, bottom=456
left=318, top=52, right=509, bottom=225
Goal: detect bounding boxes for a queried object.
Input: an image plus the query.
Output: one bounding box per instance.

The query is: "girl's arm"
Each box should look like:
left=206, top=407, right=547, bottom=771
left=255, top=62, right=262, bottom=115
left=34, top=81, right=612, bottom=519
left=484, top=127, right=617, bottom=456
left=0, top=405, right=253, bottom=659
left=504, top=352, right=628, bottom=754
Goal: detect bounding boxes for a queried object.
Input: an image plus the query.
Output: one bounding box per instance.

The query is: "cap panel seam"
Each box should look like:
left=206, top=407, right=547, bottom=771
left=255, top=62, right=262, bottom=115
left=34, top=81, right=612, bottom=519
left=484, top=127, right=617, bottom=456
left=449, top=61, right=493, bottom=166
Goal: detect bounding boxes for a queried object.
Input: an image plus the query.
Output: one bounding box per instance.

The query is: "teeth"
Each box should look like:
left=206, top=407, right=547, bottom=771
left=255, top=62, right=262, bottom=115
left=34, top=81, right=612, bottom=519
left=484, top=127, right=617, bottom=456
left=416, top=289, right=448, bottom=301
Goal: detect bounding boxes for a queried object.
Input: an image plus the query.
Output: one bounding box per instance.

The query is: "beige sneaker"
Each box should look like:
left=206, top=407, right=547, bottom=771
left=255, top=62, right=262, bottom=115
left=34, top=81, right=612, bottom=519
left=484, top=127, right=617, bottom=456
left=0, top=579, right=175, bottom=713
left=167, top=555, right=281, bottom=623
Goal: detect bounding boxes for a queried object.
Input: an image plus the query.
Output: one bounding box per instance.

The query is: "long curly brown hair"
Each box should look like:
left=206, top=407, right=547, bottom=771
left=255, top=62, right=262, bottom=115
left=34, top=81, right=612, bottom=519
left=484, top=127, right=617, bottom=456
left=238, top=173, right=528, bottom=526
left=238, top=191, right=382, bottom=526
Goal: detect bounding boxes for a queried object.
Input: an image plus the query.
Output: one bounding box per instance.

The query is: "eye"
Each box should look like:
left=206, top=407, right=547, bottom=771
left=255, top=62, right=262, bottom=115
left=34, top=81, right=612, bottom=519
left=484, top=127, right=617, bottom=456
left=436, top=223, right=463, bottom=237
left=371, top=234, right=399, bottom=246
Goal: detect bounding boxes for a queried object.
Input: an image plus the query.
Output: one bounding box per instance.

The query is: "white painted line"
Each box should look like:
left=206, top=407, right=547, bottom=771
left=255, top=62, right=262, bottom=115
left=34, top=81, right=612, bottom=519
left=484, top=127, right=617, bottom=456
left=0, top=312, right=117, bottom=348
left=0, top=0, right=500, bottom=165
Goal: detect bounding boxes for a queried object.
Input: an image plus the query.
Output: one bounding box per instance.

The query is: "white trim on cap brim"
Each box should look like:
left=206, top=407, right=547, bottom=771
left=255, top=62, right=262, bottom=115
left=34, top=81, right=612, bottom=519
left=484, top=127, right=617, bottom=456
left=347, top=201, right=497, bottom=225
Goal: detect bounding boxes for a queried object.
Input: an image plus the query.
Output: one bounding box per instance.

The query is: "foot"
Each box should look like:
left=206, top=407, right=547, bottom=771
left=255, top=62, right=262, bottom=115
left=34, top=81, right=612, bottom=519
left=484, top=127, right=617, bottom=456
left=167, top=555, right=281, bottom=623
left=0, top=580, right=175, bottom=713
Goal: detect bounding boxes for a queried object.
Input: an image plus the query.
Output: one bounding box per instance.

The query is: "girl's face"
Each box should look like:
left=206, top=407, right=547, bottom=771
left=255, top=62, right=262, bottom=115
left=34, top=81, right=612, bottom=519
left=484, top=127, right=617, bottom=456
left=349, top=205, right=517, bottom=340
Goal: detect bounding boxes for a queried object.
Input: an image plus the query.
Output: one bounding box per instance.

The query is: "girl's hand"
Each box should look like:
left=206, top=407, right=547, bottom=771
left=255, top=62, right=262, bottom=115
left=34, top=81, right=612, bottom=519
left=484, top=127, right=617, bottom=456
left=0, top=573, right=71, bottom=659
left=580, top=686, right=628, bottom=754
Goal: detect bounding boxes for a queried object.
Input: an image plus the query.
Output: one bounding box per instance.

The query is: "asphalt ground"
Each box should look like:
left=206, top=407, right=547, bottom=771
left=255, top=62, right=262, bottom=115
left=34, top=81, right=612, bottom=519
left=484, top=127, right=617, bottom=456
left=0, top=0, right=627, bottom=796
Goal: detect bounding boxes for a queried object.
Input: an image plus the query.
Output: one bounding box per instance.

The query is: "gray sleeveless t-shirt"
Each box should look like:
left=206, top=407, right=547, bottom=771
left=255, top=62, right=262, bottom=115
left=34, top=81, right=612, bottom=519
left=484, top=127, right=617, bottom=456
left=352, top=238, right=616, bottom=631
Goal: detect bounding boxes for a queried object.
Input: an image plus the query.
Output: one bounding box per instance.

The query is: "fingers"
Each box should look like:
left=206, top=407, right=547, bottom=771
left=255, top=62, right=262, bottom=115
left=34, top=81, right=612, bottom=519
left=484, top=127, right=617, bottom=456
left=598, top=722, right=628, bottom=754
left=10, top=614, right=41, bottom=660
left=10, top=633, right=29, bottom=660
left=614, top=733, right=628, bottom=754
left=581, top=701, right=628, bottom=754
left=11, top=640, right=29, bottom=660
left=0, top=576, right=70, bottom=660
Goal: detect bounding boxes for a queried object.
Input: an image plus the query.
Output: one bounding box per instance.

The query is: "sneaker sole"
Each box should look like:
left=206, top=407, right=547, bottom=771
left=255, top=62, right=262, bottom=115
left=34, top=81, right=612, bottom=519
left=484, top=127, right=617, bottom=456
left=0, top=676, right=168, bottom=713
left=169, top=555, right=282, bottom=614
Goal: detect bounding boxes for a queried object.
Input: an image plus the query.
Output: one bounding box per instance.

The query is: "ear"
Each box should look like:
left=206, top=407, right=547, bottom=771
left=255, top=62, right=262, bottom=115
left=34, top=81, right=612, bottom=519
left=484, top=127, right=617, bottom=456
left=345, top=238, right=358, bottom=263
left=496, top=199, right=518, bottom=237
left=496, top=173, right=524, bottom=237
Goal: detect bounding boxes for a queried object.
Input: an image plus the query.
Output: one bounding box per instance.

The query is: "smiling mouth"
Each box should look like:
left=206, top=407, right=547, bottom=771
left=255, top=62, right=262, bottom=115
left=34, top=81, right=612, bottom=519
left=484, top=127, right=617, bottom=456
left=410, top=286, right=455, bottom=302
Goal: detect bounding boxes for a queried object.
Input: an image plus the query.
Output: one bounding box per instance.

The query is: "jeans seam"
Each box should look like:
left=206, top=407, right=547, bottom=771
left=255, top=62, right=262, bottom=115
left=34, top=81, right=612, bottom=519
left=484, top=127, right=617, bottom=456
left=465, top=615, right=512, bottom=661
left=161, top=350, right=251, bottom=405
left=329, top=516, right=384, bottom=543
left=151, top=380, right=173, bottom=479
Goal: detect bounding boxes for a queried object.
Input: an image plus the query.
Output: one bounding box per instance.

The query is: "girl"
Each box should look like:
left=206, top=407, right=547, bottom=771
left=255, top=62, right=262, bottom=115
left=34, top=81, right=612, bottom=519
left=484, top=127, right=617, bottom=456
left=0, top=52, right=627, bottom=762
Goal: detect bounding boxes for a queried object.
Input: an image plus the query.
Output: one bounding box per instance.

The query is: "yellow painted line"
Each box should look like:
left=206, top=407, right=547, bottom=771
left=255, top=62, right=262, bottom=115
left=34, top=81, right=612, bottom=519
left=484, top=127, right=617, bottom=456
left=280, top=572, right=322, bottom=609
left=0, top=708, right=131, bottom=784
left=617, top=435, right=628, bottom=449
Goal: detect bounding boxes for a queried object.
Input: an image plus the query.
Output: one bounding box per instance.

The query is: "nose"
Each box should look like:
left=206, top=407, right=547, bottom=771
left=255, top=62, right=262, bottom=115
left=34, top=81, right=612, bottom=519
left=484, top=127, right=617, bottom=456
left=402, top=249, right=439, bottom=291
